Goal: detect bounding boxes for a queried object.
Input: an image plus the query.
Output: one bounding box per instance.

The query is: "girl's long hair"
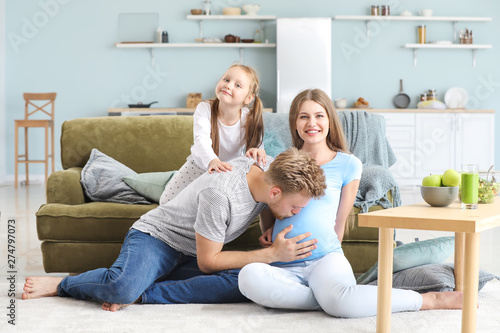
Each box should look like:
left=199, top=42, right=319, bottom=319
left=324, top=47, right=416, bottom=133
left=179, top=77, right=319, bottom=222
left=210, top=64, right=264, bottom=155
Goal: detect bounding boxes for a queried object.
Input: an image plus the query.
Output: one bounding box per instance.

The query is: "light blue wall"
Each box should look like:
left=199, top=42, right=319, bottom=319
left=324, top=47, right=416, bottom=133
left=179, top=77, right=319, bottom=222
left=3, top=0, right=500, bottom=179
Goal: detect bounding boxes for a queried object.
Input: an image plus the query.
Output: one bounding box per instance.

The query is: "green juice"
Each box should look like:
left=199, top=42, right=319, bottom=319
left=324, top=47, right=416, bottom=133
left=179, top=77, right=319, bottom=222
left=461, top=172, right=479, bottom=204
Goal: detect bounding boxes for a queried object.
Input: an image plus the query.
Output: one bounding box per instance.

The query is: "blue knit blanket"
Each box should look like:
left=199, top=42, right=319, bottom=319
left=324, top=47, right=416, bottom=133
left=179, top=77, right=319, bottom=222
left=338, top=110, right=401, bottom=212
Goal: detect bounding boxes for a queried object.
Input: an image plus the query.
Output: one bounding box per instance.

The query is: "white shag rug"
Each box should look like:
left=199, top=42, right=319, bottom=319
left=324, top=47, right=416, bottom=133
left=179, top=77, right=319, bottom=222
left=1, top=281, right=500, bottom=333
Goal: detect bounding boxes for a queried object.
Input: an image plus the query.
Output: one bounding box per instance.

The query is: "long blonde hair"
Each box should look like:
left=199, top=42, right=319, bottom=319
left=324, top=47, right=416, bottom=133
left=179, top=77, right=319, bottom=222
left=288, top=89, right=356, bottom=234
left=210, top=64, right=264, bottom=155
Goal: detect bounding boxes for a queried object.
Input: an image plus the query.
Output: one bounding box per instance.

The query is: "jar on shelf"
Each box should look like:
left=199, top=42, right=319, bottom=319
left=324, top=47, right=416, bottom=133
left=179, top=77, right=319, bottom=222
left=371, top=5, right=379, bottom=16
left=427, top=89, right=437, bottom=101
left=420, top=93, right=427, bottom=102
left=418, top=25, right=426, bottom=44
left=381, top=5, right=390, bottom=16
left=204, top=0, right=211, bottom=15
left=254, top=29, right=263, bottom=43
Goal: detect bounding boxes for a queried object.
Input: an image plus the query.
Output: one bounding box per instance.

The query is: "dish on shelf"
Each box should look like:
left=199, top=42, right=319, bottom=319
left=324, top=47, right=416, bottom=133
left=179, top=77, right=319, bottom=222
left=190, top=9, right=203, bottom=15
left=352, top=104, right=371, bottom=109
left=194, top=37, right=223, bottom=43
left=241, top=39, right=255, bottom=43
left=242, top=4, right=261, bottom=15
left=429, top=41, right=453, bottom=45
left=444, top=87, right=468, bottom=109
left=223, top=7, right=241, bottom=15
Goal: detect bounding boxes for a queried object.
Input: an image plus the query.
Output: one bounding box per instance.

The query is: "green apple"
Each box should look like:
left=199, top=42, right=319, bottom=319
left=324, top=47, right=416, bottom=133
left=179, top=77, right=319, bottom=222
left=422, top=174, right=442, bottom=187
left=442, top=169, right=461, bottom=187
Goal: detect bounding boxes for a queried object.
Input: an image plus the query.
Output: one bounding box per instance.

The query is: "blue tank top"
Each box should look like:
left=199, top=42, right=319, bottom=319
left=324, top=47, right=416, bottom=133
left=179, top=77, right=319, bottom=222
left=271, top=151, right=362, bottom=264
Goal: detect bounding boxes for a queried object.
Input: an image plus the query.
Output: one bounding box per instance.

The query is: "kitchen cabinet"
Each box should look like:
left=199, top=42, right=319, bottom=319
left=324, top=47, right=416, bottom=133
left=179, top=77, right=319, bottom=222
left=375, top=110, right=495, bottom=186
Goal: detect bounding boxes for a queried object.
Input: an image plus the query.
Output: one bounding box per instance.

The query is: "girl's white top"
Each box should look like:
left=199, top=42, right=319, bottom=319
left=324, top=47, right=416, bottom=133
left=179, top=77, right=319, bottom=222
left=190, top=101, right=263, bottom=170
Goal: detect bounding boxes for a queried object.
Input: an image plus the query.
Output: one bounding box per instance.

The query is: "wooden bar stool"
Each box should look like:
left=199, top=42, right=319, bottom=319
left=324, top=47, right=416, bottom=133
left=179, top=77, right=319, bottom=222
left=14, top=92, right=57, bottom=188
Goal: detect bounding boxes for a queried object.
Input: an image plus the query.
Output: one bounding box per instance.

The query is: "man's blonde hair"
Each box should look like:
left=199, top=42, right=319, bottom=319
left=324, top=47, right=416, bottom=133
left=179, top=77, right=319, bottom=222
left=265, top=148, right=326, bottom=199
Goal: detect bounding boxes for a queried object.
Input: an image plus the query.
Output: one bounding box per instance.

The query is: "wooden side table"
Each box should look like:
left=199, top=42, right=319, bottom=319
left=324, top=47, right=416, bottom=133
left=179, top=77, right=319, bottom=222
left=358, top=198, right=500, bottom=333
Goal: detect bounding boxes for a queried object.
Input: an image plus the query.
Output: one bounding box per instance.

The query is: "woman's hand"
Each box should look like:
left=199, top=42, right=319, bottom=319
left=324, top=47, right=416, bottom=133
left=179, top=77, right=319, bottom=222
left=208, top=158, right=233, bottom=174
left=259, top=227, right=274, bottom=248
left=246, top=148, right=267, bottom=166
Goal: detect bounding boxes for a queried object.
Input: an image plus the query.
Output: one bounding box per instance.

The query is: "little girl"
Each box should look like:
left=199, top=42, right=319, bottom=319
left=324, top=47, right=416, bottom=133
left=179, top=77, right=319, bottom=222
left=159, top=64, right=266, bottom=205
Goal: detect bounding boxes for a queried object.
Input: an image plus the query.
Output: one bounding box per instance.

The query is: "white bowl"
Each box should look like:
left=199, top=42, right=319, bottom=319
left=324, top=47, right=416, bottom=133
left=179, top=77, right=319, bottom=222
left=334, top=98, right=347, bottom=109
left=242, top=4, right=261, bottom=15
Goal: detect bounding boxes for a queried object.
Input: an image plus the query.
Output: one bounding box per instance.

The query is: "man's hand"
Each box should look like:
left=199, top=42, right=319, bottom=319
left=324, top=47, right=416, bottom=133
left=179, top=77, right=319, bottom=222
left=208, top=158, right=233, bottom=174
left=259, top=227, right=273, bottom=248
left=246, top=148, right=267, bottom=166
left=269, top=225, right=317, bottom=262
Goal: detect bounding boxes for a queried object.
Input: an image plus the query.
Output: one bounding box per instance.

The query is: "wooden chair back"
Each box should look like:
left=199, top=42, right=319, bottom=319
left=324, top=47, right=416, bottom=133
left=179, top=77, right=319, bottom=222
left=23, top=92, right=57, bottom=120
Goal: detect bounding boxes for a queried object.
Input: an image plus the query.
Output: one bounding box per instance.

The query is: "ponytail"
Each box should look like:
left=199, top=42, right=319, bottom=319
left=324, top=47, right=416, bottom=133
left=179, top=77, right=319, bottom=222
left=210, top=99, right=220, bottom=156
left=245, top=95, right=264, bottom=151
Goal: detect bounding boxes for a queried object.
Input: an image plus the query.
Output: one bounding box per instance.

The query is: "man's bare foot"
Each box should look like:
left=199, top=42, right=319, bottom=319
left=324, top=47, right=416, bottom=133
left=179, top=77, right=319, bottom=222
left=22, top=277, right=63, bottom=300
left=102, top=302, right=128, bottom=312
left=420, top=291, right=464, bottom=310
left=102, top=296, right=141, bottom=312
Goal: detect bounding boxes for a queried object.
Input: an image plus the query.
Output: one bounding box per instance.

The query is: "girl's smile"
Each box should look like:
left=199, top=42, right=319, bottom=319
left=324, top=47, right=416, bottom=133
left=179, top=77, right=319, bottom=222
left=215, top=67, right=253, bottom=107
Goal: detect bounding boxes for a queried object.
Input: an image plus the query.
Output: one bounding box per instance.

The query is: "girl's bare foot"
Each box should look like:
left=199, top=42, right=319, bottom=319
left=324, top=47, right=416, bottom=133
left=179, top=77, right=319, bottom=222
left=22, top=277, right=64, bottom=300
left=420, top=291, right=464, bottom=310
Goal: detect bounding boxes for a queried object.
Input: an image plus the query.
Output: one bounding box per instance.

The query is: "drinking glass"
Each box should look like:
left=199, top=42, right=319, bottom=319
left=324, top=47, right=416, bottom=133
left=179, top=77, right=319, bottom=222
left=461, top=164, right=479, bottom=209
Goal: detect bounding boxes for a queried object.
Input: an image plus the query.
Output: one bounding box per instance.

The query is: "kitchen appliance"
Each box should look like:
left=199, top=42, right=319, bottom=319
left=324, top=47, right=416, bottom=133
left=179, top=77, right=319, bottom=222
left=276, top=18, right=332, bottom=113
left=393, top=79, right=410, bottom=108
left=128, top=101, right=158, bottom=108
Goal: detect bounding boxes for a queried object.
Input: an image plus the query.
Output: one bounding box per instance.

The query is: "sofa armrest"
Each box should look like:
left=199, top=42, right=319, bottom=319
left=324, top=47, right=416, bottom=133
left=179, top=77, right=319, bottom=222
left=46, top=167, right=85, bottom=205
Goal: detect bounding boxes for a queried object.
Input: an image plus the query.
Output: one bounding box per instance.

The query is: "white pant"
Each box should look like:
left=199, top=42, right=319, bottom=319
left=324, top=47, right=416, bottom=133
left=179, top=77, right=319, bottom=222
left=238, top=252, right=423, bottom=318
left=159, top=157, right=205, bottom=206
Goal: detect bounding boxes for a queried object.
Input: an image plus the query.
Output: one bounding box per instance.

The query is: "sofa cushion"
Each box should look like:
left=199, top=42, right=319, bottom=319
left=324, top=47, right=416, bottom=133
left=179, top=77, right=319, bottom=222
left=61, top=116, right=193, bottom=171
left=81, top=148, right=150, bottom=205
left=367, top=263, right=499, bottom=293
left=123, top=171, right=177, bottom=203
left=357, top=236, right=455, bottom=284
left=36, top=202, right=157, bottom=242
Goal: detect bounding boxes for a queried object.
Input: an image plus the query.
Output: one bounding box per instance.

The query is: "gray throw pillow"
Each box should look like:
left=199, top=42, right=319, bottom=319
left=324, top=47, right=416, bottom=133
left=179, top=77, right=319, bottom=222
left=357, top=236, right=455, bottom=285
left=367, top=263, right=499, bottom=293
left=81, top=148, right=150, bottom=205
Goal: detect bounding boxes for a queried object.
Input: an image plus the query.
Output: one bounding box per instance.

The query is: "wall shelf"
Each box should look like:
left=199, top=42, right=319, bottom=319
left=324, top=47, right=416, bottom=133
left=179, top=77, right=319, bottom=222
left=115, top=43, right=276, bottom=48
left=333, top=15, right=493, bottom=67
left=333, top=15, right=492, bottom=22
left=404, top=43, right=493, bottom=67
left=115, top=42, right=276, bottom=65
left=115, top=15, right=276, bottom=65
left=186, top=14, right=276, bottom=42
left=186, top=15, right=276, bottom=20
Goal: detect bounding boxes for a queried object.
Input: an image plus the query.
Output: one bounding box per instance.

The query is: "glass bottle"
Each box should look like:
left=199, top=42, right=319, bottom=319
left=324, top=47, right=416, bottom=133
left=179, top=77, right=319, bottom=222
left=254, top=29, right=263, bottom=43
left=381, top=5, right=390, bottom=16
left=204, top=0, right=211, bottom=15
left=371, top=6, right=379, bottom=16
left=418, top=25, right=426, bottom=44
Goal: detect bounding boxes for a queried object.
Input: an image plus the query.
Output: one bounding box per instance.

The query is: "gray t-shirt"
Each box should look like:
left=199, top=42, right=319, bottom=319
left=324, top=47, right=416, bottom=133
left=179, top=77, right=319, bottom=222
left=132, top=156, right=270, bottom=256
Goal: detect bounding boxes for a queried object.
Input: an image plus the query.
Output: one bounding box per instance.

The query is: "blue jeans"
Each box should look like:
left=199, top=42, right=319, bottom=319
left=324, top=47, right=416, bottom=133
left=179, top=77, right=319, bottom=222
left=57, top=229, right=246, bottom=304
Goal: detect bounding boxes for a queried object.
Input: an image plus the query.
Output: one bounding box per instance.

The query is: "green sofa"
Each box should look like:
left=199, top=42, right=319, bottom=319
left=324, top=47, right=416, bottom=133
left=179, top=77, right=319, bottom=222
left=36, top=115, right=385, bottom=274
